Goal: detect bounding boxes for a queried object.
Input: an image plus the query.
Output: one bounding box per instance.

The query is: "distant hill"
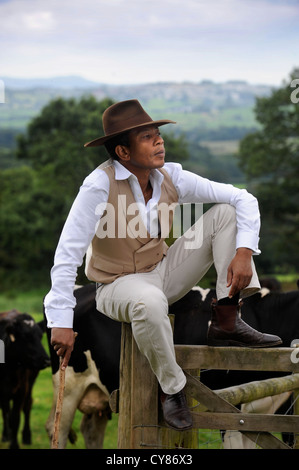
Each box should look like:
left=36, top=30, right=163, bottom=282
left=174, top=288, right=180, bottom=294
left=0, top=76, right=275, bottom=134
left=1, top=76, right=102, bottom=90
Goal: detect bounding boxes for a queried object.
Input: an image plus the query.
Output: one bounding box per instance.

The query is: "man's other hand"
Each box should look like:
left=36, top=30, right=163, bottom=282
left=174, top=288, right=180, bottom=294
left=226, top=247, right=253, bottom=298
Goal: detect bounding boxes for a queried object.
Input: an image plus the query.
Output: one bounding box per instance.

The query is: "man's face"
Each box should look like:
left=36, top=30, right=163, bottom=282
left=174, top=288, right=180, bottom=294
left=124, top=125, right=165, bottom=171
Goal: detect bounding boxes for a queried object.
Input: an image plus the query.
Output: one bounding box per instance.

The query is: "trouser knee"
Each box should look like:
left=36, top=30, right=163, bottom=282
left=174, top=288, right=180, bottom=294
left=130, top=289, right=169, bottom=326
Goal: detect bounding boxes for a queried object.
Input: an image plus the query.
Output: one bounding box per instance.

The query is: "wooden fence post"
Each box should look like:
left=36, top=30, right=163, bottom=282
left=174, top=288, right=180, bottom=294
left=117, top=322, right=132, bottom=449
left=160, top=315, right=198, bottom=449
left=118, top=323, right=160, bottom=449
left=117, top=317, right=198, bottom=449
left=293, top=389, right=299, bottom=449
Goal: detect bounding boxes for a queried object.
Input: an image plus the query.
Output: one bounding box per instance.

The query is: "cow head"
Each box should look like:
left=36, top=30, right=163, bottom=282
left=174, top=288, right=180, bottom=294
left=1, top=312, right=50, bottom=370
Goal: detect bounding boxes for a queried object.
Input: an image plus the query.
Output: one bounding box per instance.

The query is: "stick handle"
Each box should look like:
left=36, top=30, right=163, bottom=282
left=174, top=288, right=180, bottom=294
left=51, top=357, right=65, bottom=449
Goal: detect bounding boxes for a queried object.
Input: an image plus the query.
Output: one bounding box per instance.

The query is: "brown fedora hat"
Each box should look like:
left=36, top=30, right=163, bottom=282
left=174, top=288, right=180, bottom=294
left=84, top=99, right=176, bottom=147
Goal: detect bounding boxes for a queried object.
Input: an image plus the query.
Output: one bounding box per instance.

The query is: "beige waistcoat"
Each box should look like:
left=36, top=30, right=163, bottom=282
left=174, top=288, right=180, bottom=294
left=85, top=161, right=179, bottom=284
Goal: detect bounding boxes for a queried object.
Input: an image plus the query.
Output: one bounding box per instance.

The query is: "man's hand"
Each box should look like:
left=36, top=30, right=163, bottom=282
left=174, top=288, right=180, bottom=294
left=226, top=247, right=253, bottom=298
left=50, top=328, right=76, bottom=370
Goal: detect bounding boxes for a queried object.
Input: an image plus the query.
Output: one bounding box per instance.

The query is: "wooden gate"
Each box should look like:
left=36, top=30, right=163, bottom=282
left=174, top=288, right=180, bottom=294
left=110, top=321, right=299, bottom=449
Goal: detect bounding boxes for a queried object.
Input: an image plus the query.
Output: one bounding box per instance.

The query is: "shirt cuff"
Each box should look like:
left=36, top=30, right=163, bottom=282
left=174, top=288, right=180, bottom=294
left=236, top=231, right=261, bottom=255
left=45, top=308, right=74, bottom=328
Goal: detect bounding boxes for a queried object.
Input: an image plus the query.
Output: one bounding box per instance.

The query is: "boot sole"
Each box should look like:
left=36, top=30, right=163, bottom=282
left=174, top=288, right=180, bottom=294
left=164, top=421, right=193, bottom=431
left=207, top=339, right=283, bottom=348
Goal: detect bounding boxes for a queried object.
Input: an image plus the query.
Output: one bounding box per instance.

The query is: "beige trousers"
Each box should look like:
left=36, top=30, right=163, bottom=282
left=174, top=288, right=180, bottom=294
left=96, top=204, right=260, bottom=394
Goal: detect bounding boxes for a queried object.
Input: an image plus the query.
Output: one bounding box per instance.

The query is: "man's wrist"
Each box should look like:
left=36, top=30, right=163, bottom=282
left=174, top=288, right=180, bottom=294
left=236, top=247, right=253, bottom=257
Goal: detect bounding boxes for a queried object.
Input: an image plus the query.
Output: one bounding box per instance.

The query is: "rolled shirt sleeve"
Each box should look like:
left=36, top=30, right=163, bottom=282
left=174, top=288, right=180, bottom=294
left=164, top=162, right=261, bottom=254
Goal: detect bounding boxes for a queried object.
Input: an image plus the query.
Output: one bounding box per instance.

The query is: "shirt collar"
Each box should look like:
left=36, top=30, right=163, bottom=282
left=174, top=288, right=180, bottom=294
left=113, top=160, right=165, bottom=185
left=114, top=160, right=132, bottom=180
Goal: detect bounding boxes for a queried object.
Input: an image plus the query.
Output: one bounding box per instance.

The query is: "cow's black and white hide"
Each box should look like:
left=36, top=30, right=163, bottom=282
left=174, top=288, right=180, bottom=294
left=45, top=285, right=121, bottom=449
left=259, top=277, right=282, bottom=292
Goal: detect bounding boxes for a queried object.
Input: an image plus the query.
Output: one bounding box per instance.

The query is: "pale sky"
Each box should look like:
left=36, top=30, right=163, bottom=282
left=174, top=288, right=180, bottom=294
left=0, top=0, right=298, bottom=86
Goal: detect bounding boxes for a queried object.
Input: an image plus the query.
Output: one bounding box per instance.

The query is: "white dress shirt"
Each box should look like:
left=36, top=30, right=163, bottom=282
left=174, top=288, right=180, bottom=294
left=44, top=160, right=260, bottom=328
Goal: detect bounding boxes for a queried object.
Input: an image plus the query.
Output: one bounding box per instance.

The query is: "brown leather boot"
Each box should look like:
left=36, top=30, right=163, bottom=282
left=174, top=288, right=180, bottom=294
left=207, top=300, right=282, bottom=347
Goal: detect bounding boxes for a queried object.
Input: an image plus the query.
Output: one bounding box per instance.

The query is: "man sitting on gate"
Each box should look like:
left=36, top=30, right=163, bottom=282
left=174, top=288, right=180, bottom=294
left=44, top=99, right=282, bottom=431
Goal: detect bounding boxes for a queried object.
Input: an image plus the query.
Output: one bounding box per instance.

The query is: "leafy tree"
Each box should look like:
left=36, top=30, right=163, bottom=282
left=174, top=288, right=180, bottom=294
left=16, top=96, right=113, bottom=200
left=0, top=166, right=66, bottom=288
left=163, top=132, right=189, bottom=163
left=238, top=69, right=299, bottom=273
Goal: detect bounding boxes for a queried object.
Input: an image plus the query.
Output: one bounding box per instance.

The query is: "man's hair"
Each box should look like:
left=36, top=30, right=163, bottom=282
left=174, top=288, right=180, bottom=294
left=104, top=132, right=130, bottom=160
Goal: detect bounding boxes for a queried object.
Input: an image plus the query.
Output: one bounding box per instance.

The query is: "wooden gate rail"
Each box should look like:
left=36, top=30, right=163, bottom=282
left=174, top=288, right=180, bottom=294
left=175, top=345, right=299, bottom=372
left=113, top=322, right=299, bottom=449
left=199, top=373, right=299, bottom=409
left=185, top=372, right=292, bottom=449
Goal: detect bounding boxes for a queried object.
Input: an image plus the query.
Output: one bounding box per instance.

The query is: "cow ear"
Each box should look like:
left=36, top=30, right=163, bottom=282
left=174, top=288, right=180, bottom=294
left=9, top=333, right=16, bottom=342
left=5, top=323, right=16, bottom=343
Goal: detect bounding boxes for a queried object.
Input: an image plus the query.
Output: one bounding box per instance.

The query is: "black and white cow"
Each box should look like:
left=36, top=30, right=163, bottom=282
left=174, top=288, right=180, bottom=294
left=45, top=283, right=299, bottom=448
left=259, top=277, right=282, bottom=292
left=0, top=310, right=50, bottom=449
left=45, top=285, right=121, bottom=449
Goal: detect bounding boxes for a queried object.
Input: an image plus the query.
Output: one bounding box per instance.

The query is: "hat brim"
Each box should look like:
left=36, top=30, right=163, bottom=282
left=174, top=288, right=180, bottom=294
left=84, top=119, right=176, bottom=147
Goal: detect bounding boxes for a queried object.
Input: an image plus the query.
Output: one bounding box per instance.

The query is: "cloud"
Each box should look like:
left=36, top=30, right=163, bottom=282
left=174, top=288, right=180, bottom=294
left=23, top=10, right=55, bottom=31
left=1, top=0, right=297, bottom=41
left=0, top=0, right=298, bottom=84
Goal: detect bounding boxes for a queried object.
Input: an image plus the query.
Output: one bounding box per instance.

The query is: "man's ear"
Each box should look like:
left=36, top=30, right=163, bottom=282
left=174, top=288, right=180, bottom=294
left=115, top=145, right=130, bottom=162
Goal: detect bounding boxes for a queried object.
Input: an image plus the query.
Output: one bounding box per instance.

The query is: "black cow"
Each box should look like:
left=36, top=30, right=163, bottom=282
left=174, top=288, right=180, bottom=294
left=0, top=310, right=50, bottom=449
left=45, top=283, right=299, bottom=448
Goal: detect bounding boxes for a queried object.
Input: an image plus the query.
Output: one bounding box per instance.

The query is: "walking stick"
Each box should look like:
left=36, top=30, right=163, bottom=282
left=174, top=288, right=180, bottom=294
left=51, top=332, right=77, bottom=449
left=51, top=356, right=65, bottom=449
